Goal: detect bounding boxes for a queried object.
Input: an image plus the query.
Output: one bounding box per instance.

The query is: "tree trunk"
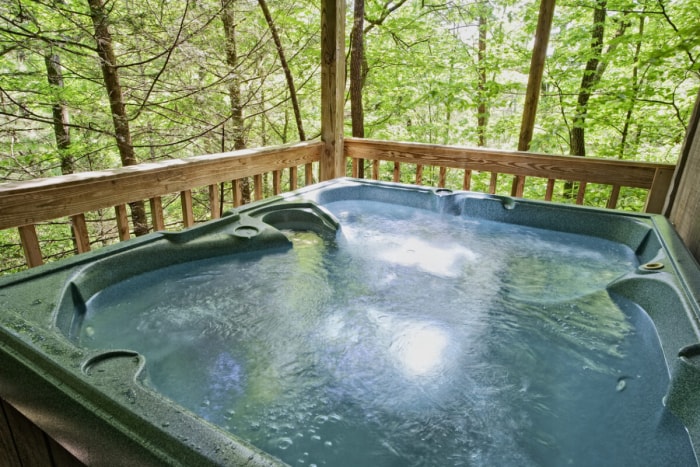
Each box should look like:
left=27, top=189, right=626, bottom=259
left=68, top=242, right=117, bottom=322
left=350, top=0, right=365, bottom=177
left=619, top=15, right=644, bottom=159
left=570, top=1, right=607, bottom=158
left=44, top=52, right=73, bottom=175
left=87, top=0, right=148, bottom=235
left=518, top=0, right=556, bottom=152
left=513, top=0, right=556, bottom=196
left=570, top=4, right=629, bottom=164
left=221, top=0, right=250, bottom=202
left=477, top=7, right=488, bottom=148
left=258, top=0, right=305, bottom=141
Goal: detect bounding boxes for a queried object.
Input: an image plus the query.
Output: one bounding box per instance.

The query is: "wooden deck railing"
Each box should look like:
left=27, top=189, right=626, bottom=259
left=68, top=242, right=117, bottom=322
left=0, top=141, right=321, bottom=269
left=0, top=138, right=676, bottom=271
left=346, top=138, right=675, bottom=212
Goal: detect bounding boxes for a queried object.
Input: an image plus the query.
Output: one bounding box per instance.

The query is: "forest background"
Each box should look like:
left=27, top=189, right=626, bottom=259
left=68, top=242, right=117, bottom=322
left=0, top=0, right=699, bottom=273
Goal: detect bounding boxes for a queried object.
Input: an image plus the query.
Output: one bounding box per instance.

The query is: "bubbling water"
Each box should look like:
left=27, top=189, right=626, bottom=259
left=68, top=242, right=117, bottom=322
left=79, top=200, right=694, bottom=466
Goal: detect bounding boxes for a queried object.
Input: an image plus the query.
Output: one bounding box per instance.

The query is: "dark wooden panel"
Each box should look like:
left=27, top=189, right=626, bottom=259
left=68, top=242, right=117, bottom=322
left=1, top=401, right=53, bottom=467
left=0, top=400, right=22, bottom=467
left=668, top=90, right=700, bottom=262
left=47, top=436, right=85, bottom=467
left=0, top=399, right=84, bottom=467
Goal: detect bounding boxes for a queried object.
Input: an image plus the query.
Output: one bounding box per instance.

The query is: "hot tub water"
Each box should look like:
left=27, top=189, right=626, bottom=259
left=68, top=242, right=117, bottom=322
left=77, top=199, right=695, bottom=466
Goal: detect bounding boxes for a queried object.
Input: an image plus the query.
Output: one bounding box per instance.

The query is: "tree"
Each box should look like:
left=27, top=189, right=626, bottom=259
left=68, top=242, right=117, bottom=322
left=44, top=51, right=73, bottom=175
left=350, top=0, right=365, bottom=140
left=258, top=0, right=305, bottom=141
left=86, top=0, right=148, bottom=235
left=570, top=1, right=628, bottom=158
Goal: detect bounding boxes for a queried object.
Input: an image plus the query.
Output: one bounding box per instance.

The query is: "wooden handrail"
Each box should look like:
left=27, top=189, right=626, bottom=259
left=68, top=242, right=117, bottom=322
left=344, top=138, right=676, bottom=213
left=0, top=141, right=322, bottom=230
left=0, top=138, right=678, bottom=271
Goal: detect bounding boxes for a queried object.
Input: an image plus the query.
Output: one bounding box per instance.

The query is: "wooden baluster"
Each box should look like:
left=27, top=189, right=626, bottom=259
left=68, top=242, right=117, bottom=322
left=305, top=163, right=314, bottom=186
left=438, top=167, right=447, bottom=188
left=290, top=166, right=298, bottom=190
left=463, top=169, right=472, bottom=191
left=181, top=190, right=194, bottom=227
left=18, top=224, right=43, bottom=268
left=576, top=182, right=587, bottom=205
left=273, top=170, right=281, bottom=195
left=544, top=179, right=556, bottom=202
left=115, top=204, right=131, bottom=240
left=511, top=175, right=526, bottom=197
left=150, top=197, right=165, bottom=231
left=607, top=185, right=620, bottom=209
left=232, top=180, right=243, bottom=207
left=209, top=184, right=220, bottom=219
left=352, top=159, right=359, bottom=178
left=254, top=174, right=263, bottom=200
left=415, top=165, right=423, bottom=185
left=372, top=160, right=379, bottom=180
left=70, top=213, right=91, bottom=253
left=393, top=162, right=400, bottom=182
left=489, top=172, right=498, bottom=194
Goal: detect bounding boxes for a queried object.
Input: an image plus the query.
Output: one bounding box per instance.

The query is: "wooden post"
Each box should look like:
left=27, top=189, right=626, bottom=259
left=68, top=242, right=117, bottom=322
left=645, top=167, right=675, bottom=214
left=320, top=0, right=346, bottom=181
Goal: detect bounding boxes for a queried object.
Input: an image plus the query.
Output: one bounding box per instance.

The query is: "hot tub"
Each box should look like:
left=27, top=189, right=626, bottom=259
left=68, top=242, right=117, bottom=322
left=1, top=178, right=699, bottom=466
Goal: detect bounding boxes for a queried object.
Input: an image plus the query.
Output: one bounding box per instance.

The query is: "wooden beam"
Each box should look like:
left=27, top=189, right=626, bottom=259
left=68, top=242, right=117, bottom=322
left=320, top=0, right=345, bottom=181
